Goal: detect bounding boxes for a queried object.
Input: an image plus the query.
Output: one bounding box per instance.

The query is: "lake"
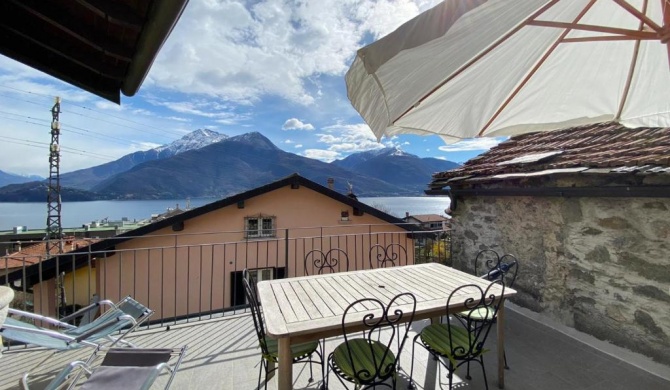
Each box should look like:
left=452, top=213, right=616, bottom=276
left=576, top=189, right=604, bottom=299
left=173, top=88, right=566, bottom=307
left=0, top=196, right=450, bottom=231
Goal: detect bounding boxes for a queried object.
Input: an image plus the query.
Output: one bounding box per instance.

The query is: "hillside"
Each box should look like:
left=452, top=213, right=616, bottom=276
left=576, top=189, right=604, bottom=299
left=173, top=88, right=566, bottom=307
left=332, top=147, right=460, bottom=193
left=59, top=129, right=227, bottom=190
left=0, top=132, right=462, bottom=201
left=0, top=170, right=43, bottom=187
left=93, top=133, right=409, bottom=198
left=0, top=181, right=101, bottom=202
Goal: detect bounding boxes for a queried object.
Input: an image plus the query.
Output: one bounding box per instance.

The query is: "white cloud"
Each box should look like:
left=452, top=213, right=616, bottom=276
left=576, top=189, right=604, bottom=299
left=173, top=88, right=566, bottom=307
left=303, top=149, right=340, bottom=162
left=148, top=0, right=442, bottom=106
left=294, top=144, right=303, bottom=148
left=318, top=123, right=384, bottom=154
left=165, top=116, right=191, bottom=122
left=95, top=101, right=123, bottom=111
left=438, top=138, right=504, bottom=152
left=284, top=139, right=294, bottom=144
left=282, top=118, right=314, bottom=131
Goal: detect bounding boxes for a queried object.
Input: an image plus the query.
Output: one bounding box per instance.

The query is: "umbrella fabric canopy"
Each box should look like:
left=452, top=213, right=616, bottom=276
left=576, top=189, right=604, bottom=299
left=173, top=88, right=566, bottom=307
left=346, top=0, right=670, bottom=142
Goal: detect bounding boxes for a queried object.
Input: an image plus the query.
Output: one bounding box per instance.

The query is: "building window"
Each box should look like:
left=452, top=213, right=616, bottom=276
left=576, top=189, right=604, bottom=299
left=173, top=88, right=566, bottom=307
left=247, top=267, right=274, bottom=284
left=245, top=215, right=276, bottom=238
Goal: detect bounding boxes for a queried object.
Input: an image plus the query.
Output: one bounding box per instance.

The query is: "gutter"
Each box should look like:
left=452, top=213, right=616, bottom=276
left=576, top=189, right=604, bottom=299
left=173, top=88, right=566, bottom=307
left=121, top=0, right=189, bottom=97
left=426, top=186, right=670, bottom=210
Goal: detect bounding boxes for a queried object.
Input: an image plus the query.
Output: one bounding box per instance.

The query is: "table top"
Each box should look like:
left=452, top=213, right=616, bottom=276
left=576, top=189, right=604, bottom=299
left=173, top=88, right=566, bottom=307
left=257, top=263, right=516, bottom=340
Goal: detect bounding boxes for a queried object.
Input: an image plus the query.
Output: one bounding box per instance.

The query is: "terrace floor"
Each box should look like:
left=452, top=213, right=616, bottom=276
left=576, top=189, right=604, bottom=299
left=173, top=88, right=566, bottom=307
left=2, top=303, right=669, bottom=390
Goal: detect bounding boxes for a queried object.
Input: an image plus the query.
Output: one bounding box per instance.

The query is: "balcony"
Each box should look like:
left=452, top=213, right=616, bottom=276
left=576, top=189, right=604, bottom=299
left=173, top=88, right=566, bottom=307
left=2, top=304, right=669, bottom=389
left=1, top=227, right=669, bottom=389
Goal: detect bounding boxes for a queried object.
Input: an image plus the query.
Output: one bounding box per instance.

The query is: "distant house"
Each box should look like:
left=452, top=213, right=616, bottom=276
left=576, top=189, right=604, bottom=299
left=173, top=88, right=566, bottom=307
left=403, top=213, right=449, bottom=231
left=1, top=238, right=98, bottom=314
left=8, top=174, right=419, bottom=322
left=428, top=122, right=670, bottom=365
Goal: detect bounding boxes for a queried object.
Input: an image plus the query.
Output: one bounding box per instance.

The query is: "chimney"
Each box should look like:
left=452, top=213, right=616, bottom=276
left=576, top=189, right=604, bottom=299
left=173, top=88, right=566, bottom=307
left=327, top=178, right=334, bottom=190
left=406, top=212, right=410, bottom=218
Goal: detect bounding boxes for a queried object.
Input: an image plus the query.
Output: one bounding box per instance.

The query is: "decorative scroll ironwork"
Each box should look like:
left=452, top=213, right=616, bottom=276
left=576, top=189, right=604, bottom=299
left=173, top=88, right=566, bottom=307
left=328, top=293, right=416, bottom=389
left=369, top=243, right=407, bottom=268
left=474, top=249, right=519, bottom=288
left=304, top=248, right=349, bottom=275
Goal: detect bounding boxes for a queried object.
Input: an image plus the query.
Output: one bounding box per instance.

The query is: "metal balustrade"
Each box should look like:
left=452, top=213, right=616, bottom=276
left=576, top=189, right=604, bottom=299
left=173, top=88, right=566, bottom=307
left=1, top=224, right=451, bottom=338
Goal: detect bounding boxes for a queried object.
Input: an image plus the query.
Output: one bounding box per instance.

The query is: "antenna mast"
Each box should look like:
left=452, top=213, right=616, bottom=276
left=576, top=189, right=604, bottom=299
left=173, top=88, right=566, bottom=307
left=46, top=96, right=63, bottom=255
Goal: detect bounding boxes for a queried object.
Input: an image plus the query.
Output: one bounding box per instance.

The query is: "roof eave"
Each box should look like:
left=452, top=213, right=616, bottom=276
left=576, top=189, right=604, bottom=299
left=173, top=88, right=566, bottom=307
left=121, top=0, right=189, bottom=98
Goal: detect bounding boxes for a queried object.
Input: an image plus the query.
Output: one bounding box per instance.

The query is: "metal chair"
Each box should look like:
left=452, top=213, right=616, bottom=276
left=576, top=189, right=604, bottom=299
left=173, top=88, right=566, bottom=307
left=471, top=250, right=519, bottom=369
left=369, top=243, right=407, bottom=268
left=327, top=292, right=416, bottom=389
left=304, top=248, right=349, bottom=275
left=474, top=250, right=519, bottom=289
left=242, top=269, right=324, bottom=389
left=40, top=345, right=187, bottom=390
left=409, top=281, right=505, bottom=390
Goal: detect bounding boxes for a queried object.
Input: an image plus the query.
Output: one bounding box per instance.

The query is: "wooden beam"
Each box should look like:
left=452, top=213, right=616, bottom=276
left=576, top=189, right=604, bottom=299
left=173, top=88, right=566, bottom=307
left=8, top=0, right=134, bottom=61
left=74, top=0, right=144, bottom=30
left=0, top=26, right=120, bottom=103
left=0, top=14, right=125, bottom=80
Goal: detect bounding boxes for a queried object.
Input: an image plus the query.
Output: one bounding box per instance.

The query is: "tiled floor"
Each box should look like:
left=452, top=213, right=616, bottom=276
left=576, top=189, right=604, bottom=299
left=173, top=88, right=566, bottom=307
left=2, top=306, right=669, bottom=390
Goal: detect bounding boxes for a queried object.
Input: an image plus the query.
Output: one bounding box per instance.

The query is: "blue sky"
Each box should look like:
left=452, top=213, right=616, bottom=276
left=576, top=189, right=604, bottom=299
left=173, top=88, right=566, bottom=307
left=0, top=0, right=503, bottom=177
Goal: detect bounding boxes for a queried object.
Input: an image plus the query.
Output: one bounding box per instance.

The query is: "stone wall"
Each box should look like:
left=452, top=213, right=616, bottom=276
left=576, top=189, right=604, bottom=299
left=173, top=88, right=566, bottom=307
left=448, top=185, right=670, bottom=365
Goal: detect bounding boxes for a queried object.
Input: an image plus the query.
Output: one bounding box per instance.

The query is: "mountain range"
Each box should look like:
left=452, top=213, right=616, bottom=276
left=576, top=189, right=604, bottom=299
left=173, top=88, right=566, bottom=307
left=0, top=170, right=43, bottom=187
left=59, top=129, right=228, bottom=190
left=0, top=130, right=459, bottom=201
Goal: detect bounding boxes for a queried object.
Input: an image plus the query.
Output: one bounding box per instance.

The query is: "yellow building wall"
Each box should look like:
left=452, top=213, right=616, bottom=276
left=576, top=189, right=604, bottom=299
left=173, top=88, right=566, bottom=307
left=32, top=265, right=96, bottom=319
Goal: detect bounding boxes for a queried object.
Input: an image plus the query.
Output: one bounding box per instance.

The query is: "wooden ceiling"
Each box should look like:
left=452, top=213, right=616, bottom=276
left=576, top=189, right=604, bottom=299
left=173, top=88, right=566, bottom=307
left=0, top=0, right=188, bottom=103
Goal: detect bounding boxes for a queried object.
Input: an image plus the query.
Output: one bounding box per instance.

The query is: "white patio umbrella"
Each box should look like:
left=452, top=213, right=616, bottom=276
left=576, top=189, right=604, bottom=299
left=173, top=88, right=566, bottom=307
left=346, top=0, right=670, bottom=142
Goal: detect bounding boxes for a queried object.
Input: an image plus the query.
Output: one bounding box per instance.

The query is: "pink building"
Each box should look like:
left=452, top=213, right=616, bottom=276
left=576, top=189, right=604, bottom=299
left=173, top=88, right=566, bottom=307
left=12, top=174, right=420, bottom=322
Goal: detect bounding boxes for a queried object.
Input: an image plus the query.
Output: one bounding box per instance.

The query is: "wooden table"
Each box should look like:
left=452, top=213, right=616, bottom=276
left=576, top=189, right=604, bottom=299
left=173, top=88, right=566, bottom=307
left=257, top=262, right=516, bottom=390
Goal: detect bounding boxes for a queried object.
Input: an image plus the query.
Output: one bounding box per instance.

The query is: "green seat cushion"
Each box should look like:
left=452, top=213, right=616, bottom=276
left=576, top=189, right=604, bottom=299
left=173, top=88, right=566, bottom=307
left=331, top=338, right=396, bottom=383
left=457, top=306, right=495, bottom=322
left=263, top=336, right=319, bottom=362
left=419, top=323, right=487, bottom=364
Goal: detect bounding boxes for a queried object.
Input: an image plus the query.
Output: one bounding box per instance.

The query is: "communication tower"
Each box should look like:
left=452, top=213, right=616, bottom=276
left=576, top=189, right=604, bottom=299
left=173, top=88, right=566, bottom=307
left=46, top=97, right=63, bottom=255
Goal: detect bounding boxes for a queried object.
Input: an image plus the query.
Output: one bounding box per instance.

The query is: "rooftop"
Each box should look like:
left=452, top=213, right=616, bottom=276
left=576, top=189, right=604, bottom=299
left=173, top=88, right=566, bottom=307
left=2, top=304, right=669, bottom=390
left=430, top=122, right=670, bottom=190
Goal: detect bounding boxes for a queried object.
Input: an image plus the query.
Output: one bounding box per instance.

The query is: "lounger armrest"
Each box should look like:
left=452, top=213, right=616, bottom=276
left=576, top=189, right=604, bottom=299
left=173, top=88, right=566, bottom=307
left=71, top=314, right=137, bottom=344
left=1, top=322, right=78, bottom=342
left=59, top=300, right=114, bottom=323
left=43, top=361, right=94, bottom=390
left=8, top=308, right=77, bottom=329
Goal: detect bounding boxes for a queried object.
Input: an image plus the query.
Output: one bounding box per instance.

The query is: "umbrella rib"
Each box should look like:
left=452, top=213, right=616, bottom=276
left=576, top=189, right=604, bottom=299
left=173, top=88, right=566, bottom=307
left=391, top=0, right=562, bottom=126
left=476, top=1, right=598, bottom=137
left=528, top=20, right=658, bottom=39
left=527, top=20, right=657, bottom=39
left=615, top=0, right=648, bottom=120
left=612, top=0, right=663, bottom=32
left=663, top=0, right=670, bottom=67
left=563, top=35, right=656, bottom=42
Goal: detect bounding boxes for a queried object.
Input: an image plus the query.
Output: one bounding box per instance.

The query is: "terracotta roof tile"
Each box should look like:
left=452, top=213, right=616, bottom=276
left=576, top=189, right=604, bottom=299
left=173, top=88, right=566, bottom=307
left=431, top=122, right=670, bottom=188
left=1, top=237, right=100, bottom=270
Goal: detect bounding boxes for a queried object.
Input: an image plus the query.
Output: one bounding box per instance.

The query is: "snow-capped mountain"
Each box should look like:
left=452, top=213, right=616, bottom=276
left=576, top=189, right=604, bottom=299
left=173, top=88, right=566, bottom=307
left=58, top=129, right=228, bottom=190
left=154, top=129, right=228, bottom=156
